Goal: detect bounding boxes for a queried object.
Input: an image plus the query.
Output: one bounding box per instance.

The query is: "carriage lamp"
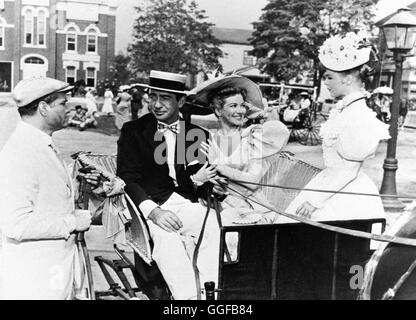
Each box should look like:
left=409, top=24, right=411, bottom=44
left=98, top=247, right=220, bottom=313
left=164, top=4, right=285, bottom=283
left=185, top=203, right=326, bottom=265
left=380, top=7, right=416, bottom=211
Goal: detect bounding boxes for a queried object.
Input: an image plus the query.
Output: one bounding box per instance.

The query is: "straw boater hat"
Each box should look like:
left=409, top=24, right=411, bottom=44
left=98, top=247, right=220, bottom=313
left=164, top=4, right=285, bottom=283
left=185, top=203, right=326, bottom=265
left=119, top=85, right=131, bottom=92
left=319, top=32, right=372, bottom=72
left=132, top=70, right=188, bottom=95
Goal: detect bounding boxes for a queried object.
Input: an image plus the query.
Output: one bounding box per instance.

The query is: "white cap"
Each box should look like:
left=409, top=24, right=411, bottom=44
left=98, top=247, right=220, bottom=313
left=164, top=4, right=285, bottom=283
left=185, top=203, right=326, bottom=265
left=13, top=76, right=73, bottom=108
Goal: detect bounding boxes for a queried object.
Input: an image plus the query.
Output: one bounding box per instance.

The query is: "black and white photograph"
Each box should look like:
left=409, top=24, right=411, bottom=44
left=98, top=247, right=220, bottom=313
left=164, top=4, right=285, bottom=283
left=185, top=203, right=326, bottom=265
left=1, top=0, right=416, bottom=307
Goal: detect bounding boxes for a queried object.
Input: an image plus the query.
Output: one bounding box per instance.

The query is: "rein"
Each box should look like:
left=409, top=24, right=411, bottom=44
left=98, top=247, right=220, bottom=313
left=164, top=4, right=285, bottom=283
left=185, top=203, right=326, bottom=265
left=232, top=179, right=416, bottom=201
left=226, top=185, right=416, bottom=247
left=382, top=258, right=416, bottom=300
left=192, top=188, right=232, bottom=300
left=191, top=189, right=212, bottom=301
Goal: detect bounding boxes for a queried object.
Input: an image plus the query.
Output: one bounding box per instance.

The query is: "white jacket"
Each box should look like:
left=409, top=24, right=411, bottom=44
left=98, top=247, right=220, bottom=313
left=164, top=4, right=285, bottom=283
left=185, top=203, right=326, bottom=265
left=0, top=122, right=79, bottom=300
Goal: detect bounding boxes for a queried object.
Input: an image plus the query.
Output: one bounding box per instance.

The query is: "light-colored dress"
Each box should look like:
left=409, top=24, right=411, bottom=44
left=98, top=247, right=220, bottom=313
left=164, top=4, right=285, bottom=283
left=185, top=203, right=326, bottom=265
left=211, top=120, right=290, bottom=224
left=285, top=92, right=390, bottom=222
left=85, top=91, right=98, bottom=115
left=102, top=90, right=114, bottom=113
left=115, top=92, right=132, bottom=130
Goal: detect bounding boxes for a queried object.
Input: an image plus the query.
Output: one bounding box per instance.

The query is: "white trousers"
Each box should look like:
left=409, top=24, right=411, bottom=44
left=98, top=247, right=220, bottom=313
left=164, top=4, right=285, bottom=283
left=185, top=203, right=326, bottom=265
left=147, top=193, right=220, bottom=300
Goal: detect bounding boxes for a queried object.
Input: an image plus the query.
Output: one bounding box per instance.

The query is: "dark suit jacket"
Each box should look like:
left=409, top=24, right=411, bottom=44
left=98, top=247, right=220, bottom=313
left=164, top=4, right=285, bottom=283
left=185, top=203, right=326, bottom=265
left=117, top=113, right=210, bottom=209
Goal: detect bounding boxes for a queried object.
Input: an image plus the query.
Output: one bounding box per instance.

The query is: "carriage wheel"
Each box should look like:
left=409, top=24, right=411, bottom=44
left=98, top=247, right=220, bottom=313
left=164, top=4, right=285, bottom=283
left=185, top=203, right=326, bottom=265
left=292, top=111, right=322, bottom=146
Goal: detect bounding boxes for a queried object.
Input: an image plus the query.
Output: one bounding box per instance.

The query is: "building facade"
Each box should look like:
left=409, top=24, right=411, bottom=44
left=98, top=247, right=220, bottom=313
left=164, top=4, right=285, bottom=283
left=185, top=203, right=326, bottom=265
left=0, top=0, right=117, bottom=95
left=211, top=27, right=256, bottom=73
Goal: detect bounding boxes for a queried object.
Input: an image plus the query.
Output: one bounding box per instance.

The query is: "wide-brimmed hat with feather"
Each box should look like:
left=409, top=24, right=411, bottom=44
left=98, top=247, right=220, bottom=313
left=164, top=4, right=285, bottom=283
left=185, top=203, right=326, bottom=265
left=186, top=75, right=265, bottom=114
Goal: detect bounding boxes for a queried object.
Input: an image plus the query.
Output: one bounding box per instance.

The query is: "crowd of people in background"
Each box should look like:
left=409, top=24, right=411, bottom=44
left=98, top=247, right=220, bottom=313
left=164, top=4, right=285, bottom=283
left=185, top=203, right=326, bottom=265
left=267, top=82, right=411, bottom=131
left=366, top=87, right=410, bottom=129
left=66, top=80, right=150, bottom=132
left=58, top=75, right=413, bottom=135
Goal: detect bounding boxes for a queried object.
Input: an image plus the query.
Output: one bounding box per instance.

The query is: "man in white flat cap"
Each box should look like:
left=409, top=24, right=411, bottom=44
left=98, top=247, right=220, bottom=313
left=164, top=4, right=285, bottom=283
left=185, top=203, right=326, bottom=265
left=0, top=77, right=94, bottom=299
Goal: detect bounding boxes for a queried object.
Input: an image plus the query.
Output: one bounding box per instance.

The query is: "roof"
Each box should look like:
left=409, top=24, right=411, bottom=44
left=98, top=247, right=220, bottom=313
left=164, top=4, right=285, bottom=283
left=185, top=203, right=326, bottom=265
left=375, top=2, right=416, bottom=26
left=212, top=27, right=253, bottom=45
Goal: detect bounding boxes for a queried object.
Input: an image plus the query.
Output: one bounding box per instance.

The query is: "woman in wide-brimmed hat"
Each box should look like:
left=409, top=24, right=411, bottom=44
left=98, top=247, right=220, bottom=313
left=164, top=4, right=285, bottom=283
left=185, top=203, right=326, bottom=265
left=284, top=32, right=390, bottom=223
left=190, top=75, right=290, bottom=226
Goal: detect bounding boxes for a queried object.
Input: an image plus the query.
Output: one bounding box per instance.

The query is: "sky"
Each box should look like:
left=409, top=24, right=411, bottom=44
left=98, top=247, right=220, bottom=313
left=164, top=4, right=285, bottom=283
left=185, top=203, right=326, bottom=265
left=115, top=0, right=416, bottom=53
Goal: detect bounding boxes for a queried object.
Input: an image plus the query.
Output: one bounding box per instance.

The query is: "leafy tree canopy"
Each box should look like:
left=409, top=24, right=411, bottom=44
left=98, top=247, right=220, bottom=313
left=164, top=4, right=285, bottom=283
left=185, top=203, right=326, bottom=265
left=128, top=0, right=223, bottom=77
left=250, top=0, right=379, bottom=84
left=97, top=53, right=132, bottom=96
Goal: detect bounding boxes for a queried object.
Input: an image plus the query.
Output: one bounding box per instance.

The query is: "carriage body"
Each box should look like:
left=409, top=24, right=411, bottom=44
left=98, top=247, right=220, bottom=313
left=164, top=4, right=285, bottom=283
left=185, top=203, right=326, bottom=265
left=217, top=219, right=384, bottom=300
left=73, top=151, right=386, bottom=300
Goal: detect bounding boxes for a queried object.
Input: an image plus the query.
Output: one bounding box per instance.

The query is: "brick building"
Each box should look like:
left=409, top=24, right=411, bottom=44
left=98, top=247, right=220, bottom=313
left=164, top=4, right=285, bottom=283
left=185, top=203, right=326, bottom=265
left=0, top=0, right=117, bottom=95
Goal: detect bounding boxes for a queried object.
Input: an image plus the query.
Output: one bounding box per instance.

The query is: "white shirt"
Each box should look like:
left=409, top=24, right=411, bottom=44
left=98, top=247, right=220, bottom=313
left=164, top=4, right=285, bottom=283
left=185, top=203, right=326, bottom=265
left=139, top=120, right=180, bottom=218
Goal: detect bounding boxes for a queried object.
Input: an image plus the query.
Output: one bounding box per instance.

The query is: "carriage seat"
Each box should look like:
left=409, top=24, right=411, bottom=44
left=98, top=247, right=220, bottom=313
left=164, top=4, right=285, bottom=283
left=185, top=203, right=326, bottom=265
left=72, top=151, right=322, bottom=265
left=258, top=151, right=321, bottom=213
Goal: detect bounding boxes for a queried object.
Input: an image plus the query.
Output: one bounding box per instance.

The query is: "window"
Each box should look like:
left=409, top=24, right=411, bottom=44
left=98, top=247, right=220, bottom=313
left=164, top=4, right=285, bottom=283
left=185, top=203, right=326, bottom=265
left=66, top=66, right=76, bottom=84
left=37, top=10, right=46, bottom=46
left=24, top=9, right=34, bottom=45
left=243, top=51, right=255, bottom=66
left=86, top=29, right=97, bottom=53
left=24, top=57, right=44, bottom=64
left=86, top=67, right=96, bottom=87
left=66, top=28, right=77, bottom=51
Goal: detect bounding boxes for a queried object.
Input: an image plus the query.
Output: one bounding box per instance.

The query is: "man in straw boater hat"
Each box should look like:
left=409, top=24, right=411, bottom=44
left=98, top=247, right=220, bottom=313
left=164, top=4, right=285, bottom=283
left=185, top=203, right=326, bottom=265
left=0, top=77, right=97, bottom=299
left=117, top=70, right=223, bottom=300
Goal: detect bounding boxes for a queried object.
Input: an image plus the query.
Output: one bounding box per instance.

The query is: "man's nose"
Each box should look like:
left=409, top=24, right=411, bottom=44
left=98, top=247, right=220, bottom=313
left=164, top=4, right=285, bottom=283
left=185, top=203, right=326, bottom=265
left=153, top=97, right=162, bottom=109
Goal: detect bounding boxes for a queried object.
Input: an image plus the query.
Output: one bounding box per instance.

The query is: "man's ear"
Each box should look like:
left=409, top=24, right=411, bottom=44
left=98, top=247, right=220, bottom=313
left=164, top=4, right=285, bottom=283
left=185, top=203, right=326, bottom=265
left=38, top=101, right=50, bottom=117
left=178, top=95, right=186, bottom=109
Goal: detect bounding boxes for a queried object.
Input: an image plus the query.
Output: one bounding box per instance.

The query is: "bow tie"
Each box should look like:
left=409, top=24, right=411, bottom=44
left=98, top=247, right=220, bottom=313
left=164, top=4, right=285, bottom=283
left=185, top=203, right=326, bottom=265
left=157, top=122, right=180, bottom=134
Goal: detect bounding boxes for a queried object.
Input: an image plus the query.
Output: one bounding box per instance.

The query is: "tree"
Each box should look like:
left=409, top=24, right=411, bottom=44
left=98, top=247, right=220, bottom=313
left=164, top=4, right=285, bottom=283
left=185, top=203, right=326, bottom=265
left=96, top=53, right=132, bottom=96
left=128, top=0, right=223, bottom=79
left=250, top=0, right=379, bottom=85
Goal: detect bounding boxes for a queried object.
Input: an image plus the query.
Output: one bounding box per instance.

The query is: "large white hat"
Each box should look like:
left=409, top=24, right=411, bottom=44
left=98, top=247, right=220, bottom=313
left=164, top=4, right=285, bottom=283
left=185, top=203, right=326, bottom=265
left=13, top=77, right=73, bottom=108
left=319, top=32, right=371, bottom=72
left=187, top=75, right=264, bottom=110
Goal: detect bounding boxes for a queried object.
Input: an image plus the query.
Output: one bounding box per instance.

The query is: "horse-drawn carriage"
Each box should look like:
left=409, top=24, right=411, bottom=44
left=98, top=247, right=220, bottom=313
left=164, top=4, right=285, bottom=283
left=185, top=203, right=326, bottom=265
left=72, top=150, right=409, bottom=301
left=259, top=83, right=325, bottom=146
